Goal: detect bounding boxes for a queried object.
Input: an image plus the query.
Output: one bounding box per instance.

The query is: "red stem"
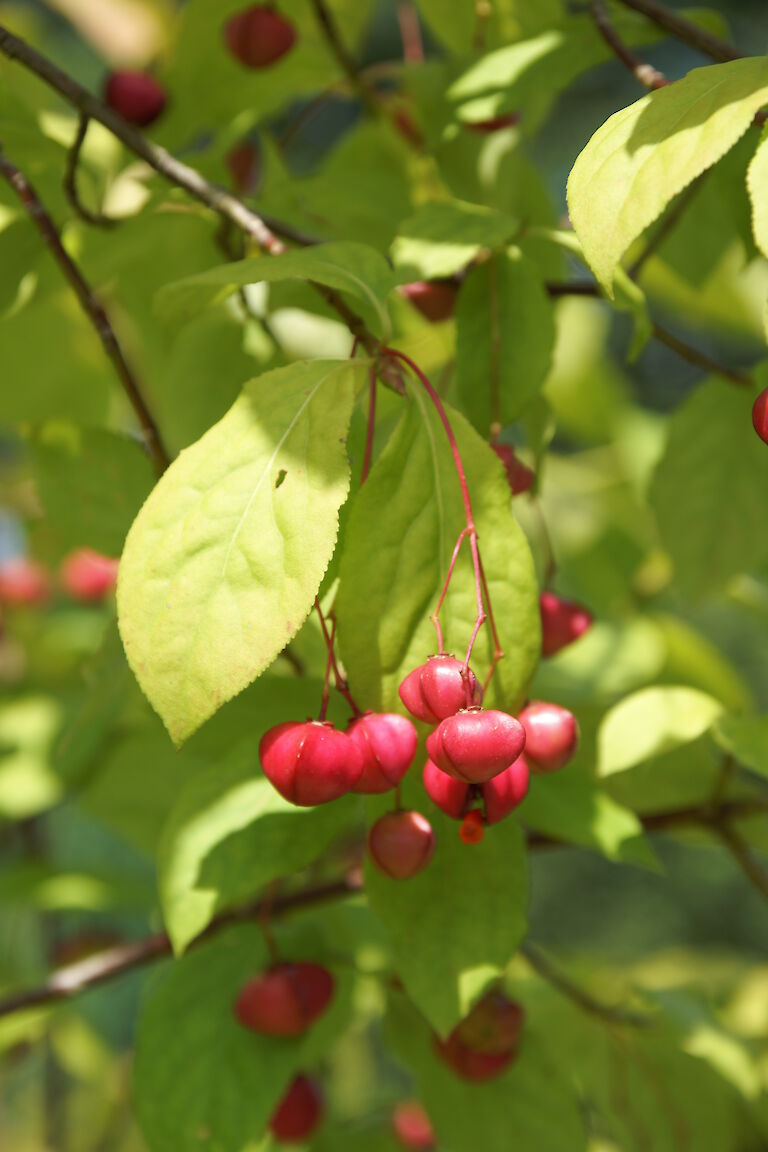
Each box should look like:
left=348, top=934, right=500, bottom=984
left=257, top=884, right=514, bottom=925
left=315, top=598, right=361, bottom=715
left=361, top=368, right=377, bottom=484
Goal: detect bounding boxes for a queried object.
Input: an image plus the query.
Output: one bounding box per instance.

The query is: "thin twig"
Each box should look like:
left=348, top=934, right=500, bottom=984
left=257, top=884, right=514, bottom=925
left=614, top=0, right=742, bottom=63
left=521, top=942, right=653, bottom=1028
left=0, top=147, right=169, bottom=475
left=592, top=0, right=668, bottom=90
left=0, top=24, right=379, bottom=356
left=718, top=824, right=768, bottom=902
left=63, top=114, right=117, bottom=228
left=652, top=323, right=753, bottom=388
left=310, top=0, right=381, bottom=118
left=0, top=875, right=361, bottom=1021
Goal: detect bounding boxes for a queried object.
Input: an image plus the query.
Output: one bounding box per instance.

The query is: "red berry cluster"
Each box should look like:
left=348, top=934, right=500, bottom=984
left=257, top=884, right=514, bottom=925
left=434, top=990, right=525, bottom=1081
left=0, top=549, right=119, bottom=607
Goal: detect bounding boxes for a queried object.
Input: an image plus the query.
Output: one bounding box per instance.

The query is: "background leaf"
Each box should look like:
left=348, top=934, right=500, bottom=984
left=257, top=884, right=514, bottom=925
left=598, top=686, right=723, bottom=777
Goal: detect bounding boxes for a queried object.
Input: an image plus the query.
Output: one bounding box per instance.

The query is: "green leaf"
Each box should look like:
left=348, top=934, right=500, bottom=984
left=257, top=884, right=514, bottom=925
left=159, top=677, right=357, bottom=953
left=0, top=695, right=66, bottom=819
left=31, top=426, right=154, bottom=558
left=650, top=381, right=768, bottom=598
left=366, top=815, right=528, bottom=1036
left=523, top=772, right=658, bottom=868
left=568, top=57, right=768, bottom=294
left=135, top=925, right=353, bottom=1152
left=713, top=714, right=768, bottom=781
left=598, top=686, right=723, bottom=778
left=386, top=991, right=587, bottom=1152
left=390, top=199, right=518, bottom=280
left=747, top=122, right=768, bottom=259
left=0, top=862, right=152, bottom=912
left=455, top=248, right=555, bottom=430
left=335, top=398, right=540, bottom=714
left=156, top=242, right=394, bottom=337
left=117, top=358, right=365, bottom=744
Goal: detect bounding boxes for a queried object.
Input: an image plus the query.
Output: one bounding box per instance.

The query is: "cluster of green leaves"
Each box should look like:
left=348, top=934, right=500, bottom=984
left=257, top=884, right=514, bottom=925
left=1, top=0, right=768, bottom=1149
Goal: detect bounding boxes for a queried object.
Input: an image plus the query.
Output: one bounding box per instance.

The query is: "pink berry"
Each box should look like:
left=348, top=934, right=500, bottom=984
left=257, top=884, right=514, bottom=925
left=259, top=720, right=362, bottom=806
left=433, top=992, right=525, bottom=1082
left=399, top=655, right=482, bottom=725
left=422, top=758, right=469, bottom=819
left=392, top=1101, right=435, bottom=1149
left=224, top=5, right=297, bottom=69
left=433, top=1034, right=513, bottom=1081
left=491, top=443, right=535, bottom=495
left=103, top=71, right=166, bottom=126
left=753, top=387, right=768, bottom=445
left=483, top=758, right=529, bottom=823
left=269, top=1075, right=324, bottom=1143
left=234, top=962, right=334, bottom=1037
left=0, top=558, right=50, bottom=606
left=519, top=701, right=578, bottom=772
left=60, top=549, right=119, bottom=602
left=426, top=709, right=525, bottom=784
left=368, top=810, right=435, bottom=880
left=397, top=281, right=456, bottom=323
left=347, top=712, right=418, bottom=794
left=539, top=591, right=592, bottom=658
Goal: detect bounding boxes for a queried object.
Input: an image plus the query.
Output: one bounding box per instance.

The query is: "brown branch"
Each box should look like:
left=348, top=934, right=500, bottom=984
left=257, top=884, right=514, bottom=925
left=521, top=942, right=653, bottom=1028
left=0, top=24, right=379, bottom=356
left=310, top=0, right=382, bottom=118
left=652, top=323, right=753, bottom=389
left=717, top=824, right=768, bottom=902
left=63, top=115, right=118, bottom=229
left=592, top=0, right=668, bottom=90
left=614, top=0, right=742, bottom=63
left=0, top=874, right=362, bottom=1020
left=0, top=146, right=170, bottom=475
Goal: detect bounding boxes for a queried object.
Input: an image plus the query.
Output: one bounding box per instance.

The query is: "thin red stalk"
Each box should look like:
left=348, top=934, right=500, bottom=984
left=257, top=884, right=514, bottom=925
left=476, top=552, right=504, bottom=692
left=315, top=598, right=361, bottom=715
left=361, top=369, right=377, bottom=484
left=430, top=528, right=471, bottom=653
left=397, top=2, right=424, bottom=62
left=318, top=616, right=336, bottom=721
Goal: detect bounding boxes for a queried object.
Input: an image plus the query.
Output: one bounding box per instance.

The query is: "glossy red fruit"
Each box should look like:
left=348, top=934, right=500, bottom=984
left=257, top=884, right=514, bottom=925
left=426, top=709, right=525, bottom=784
left=348, top=712, right=418, bottom=794
left=455, top=990, right=525, bottom=1054
left=226, top=141, right=260, bottom=196
left=539, top=591, right=592, bottom=658
left=491, top=442, right=535, bottom=495
left=433, top=1033, right=514, bottom=1082
left=397, top=281, right=457, bottom=323
left=103, top=71, right=166, bottom=126
left=519, top=701, right=578, bottom=772
left=753, top=387, right=768, bottom=445
left=269, top=1075, right=324, bottom=1143
left=399, top=655, right=482, bottom=725
left=392, top=1101, right=435, bottom=1149
left=259, top=720, right=363, bottom=806
left=465, top=111, right=520, bottom=134
left=0, top=558, right=50, bottom=605
left=224, top=5, right=297, bottom=69
left=234, top=962, right=334, bottom=1037
left=483, top=757, right=529, bottom=823
left=368, top=810, right=435, bottom=879
left=459, top=809, right=485, bottom=845
left=60, top=549, right=119, bottom=602
left=423, top=758, right=469, bottom=818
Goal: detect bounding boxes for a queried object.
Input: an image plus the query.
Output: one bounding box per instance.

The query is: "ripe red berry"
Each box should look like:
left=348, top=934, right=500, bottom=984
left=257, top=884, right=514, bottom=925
left=234, top=962, right=334, bottom=1037
left=423, top=758, right=469, bottom=818
left=103, top=71, right=167, bottom=126
left=368, top=810, right=435, bottom=880
left=224, top=5, right=297, bottom=69
left=753, top=387, right=768, bottom=445
left=459, top=809, right=485, bottom=845
left=465, top=112, right=520, bottom=134
left=259, top=720, right=363, bottom=806
left=539, top=591, right=592, bottom=658
left=269, top=1075, right=324, bottom=1143
left=434, top=1033, right=514, bottom=1081
left=347, top=712, right=418, bottom=794
left=426, top=709, right=525, bottom=784
left=60, top=549, right=119, bottom=602
left=483, top=757, right=529, bottom=823
left=397, top=281, right=457, bottom=323
left=392, top=1101, right=435, bottom=1150
left=399, top=655, right=482, bottom=725
left=519, top=701, right=578, bottom=772
left=491, top=443, right=535, bottom=495
left=455, top=990, right=525, bottom=1054
left=0, top=558, right=50, bottom=606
